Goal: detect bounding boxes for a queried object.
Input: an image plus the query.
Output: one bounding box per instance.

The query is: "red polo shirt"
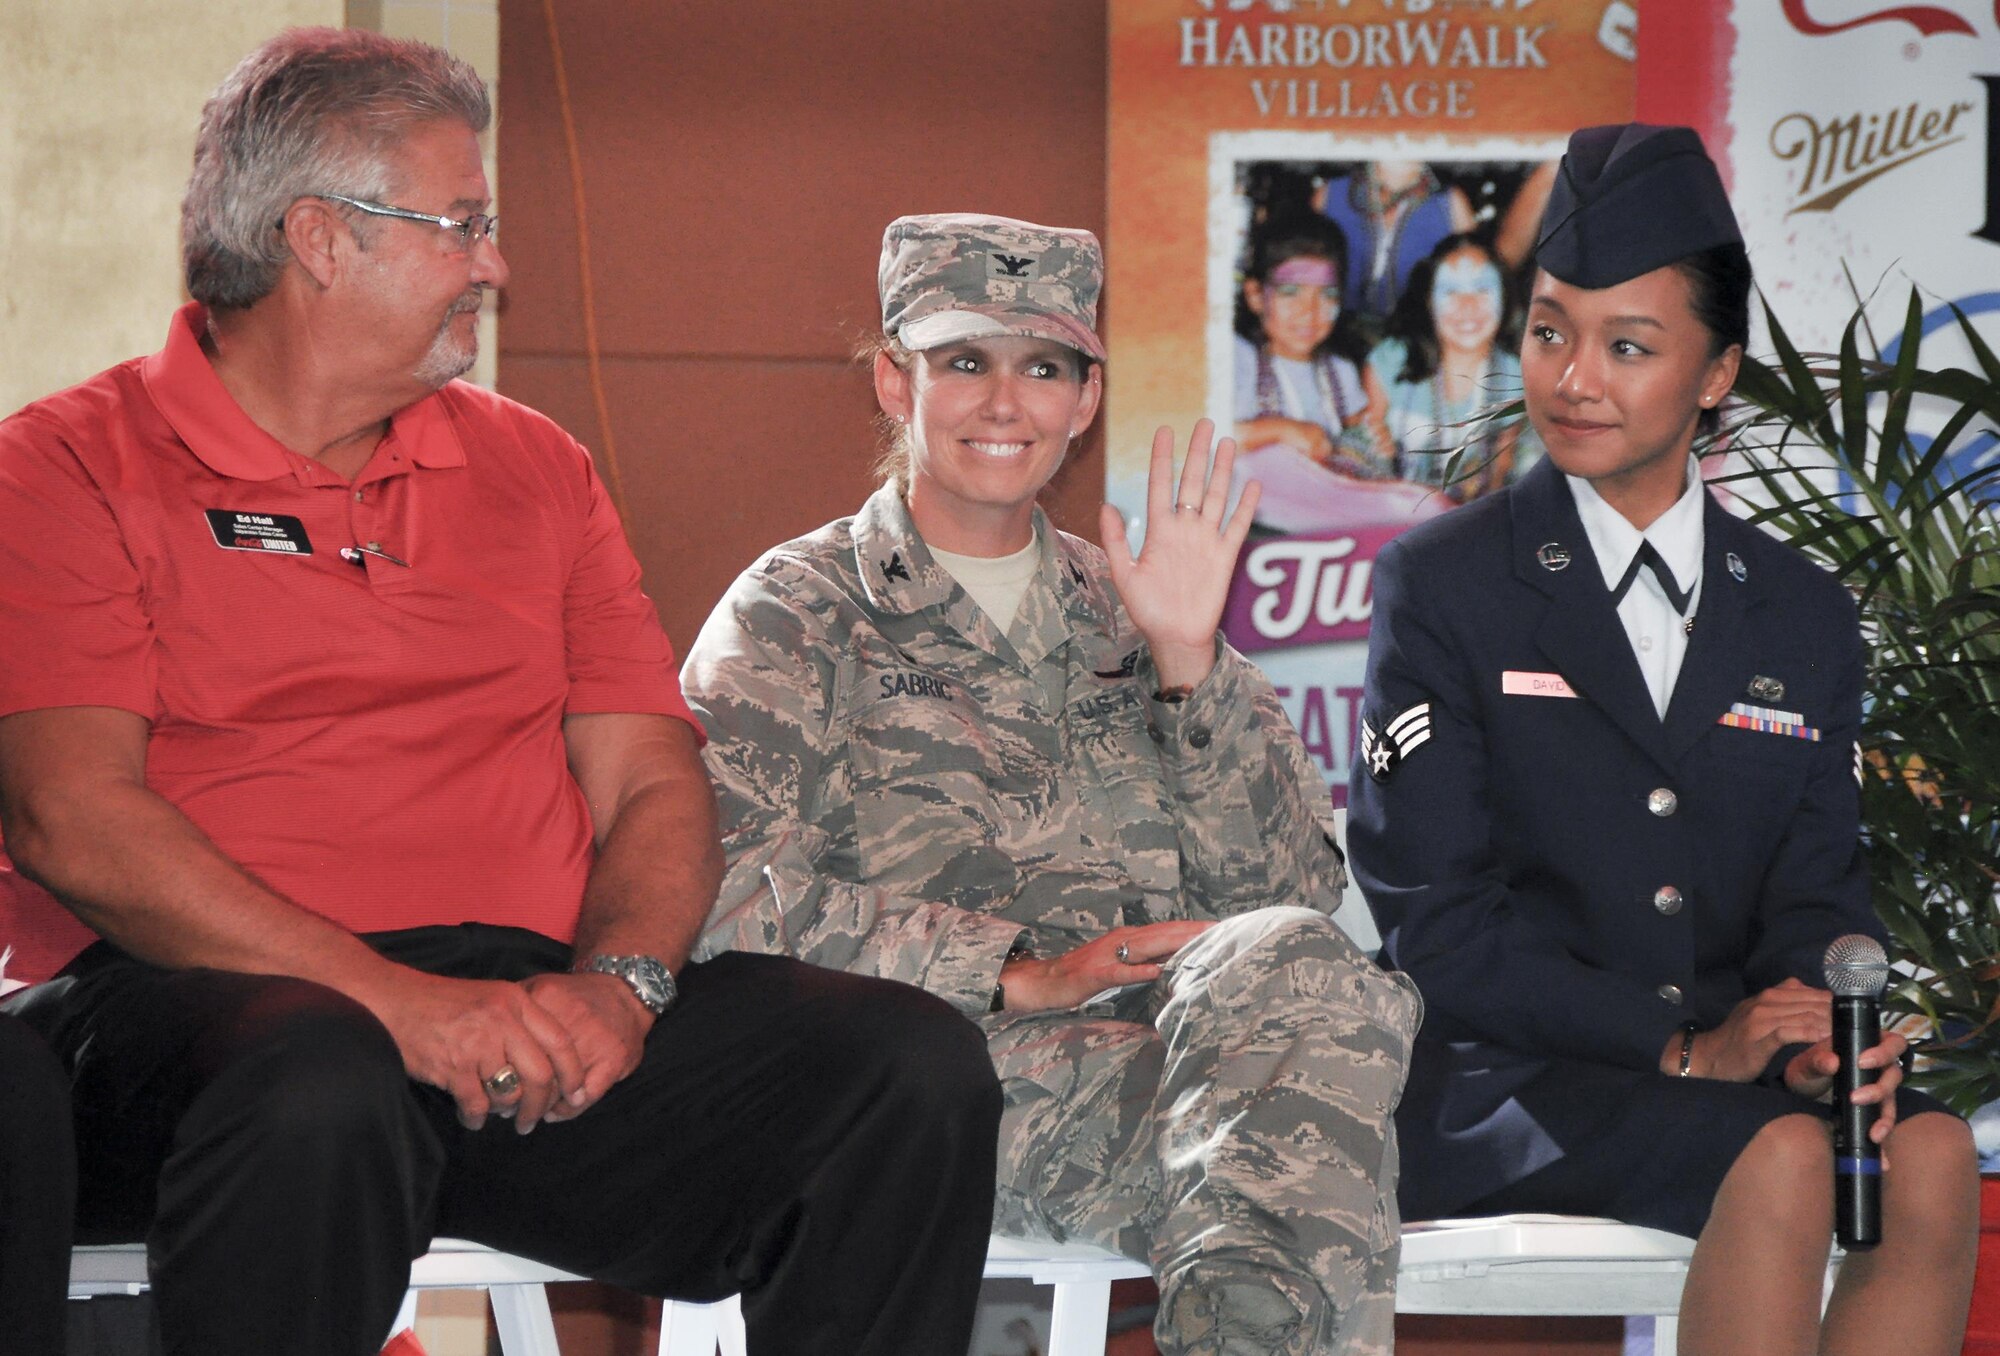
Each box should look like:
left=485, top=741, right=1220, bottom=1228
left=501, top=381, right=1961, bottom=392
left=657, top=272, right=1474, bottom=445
left=0, top=303, right=696, bottom=983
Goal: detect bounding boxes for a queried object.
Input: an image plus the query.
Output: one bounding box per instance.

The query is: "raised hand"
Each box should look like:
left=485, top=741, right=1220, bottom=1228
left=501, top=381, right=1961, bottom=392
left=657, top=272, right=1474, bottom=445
left=1100, top=420, right=1261, bottom=691
left=995, top=920, right=1216, bottom=1014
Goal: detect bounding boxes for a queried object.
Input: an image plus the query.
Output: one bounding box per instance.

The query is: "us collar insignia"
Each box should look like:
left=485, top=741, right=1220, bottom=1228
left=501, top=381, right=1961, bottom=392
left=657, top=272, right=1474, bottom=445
left=1536, top=542, right=1572, bottom=572
left=880, top=551, right=911, bottom=583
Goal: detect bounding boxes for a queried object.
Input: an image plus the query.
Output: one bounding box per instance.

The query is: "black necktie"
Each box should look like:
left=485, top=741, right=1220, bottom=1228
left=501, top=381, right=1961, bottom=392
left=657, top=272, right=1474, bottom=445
left=1612, top=541, right=1692, bottom=615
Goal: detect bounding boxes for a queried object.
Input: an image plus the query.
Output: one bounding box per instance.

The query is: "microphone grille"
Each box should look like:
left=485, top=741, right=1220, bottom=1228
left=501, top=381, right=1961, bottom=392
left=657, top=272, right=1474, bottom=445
left=1823, top=934, right=1890, bottom=997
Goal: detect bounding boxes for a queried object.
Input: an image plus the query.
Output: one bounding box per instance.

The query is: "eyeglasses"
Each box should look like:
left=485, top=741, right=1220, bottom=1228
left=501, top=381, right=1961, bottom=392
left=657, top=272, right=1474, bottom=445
left=302, top=194, right=498, bottom=248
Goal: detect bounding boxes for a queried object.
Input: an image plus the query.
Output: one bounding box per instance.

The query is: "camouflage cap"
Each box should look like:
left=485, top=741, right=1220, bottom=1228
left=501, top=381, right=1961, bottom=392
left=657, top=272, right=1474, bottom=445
left=879, top=213, right=1107, bottom=364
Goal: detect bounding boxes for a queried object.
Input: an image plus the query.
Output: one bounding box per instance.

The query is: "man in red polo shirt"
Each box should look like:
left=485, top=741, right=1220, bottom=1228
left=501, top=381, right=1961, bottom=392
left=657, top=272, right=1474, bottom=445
left=0, top=28, right=999, bottom=1356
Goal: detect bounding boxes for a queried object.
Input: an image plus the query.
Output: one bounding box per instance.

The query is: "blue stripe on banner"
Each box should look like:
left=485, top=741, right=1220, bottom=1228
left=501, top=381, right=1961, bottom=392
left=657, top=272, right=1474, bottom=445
left=1835, top=1157, right=1883, bottom=1175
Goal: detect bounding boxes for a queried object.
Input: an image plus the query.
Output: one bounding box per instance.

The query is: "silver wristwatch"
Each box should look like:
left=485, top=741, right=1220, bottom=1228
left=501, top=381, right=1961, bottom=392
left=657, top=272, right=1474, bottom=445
left=573, top=953, right=676, bottom=1014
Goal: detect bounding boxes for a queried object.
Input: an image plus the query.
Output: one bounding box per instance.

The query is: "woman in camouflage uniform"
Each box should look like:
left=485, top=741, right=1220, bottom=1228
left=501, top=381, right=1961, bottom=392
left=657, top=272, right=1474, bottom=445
left=683, top=213, right=1420, bottom=1356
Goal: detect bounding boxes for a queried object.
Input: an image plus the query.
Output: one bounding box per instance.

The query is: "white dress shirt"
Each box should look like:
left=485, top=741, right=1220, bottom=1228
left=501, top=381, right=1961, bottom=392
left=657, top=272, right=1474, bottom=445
left=1566, top=457, right=1706, bottom=718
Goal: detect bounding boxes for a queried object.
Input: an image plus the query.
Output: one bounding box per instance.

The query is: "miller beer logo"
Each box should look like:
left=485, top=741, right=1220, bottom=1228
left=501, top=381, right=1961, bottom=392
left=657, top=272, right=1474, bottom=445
left=1771, top=96, right=1977, bottom=213
left=1770, top=77, right=2000, bottom=245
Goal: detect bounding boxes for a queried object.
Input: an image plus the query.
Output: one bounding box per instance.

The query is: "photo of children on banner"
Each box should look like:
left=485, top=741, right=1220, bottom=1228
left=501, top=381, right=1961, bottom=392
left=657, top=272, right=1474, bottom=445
left=1231, top=213, right=1386, bottom=476
left=1228, top=158, right=1557, bottom=536
left=1314, top=160, right=1477, bottom=340
left=1229, top=212, right=1452, bottom=536
left=1364, top=231, right=1545, bottom=504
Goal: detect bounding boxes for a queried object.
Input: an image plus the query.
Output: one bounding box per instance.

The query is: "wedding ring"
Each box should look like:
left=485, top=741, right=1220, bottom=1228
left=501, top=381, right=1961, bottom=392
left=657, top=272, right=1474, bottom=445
left=482, top=1066, right=521, bottom=1099
left=1177, top=502, right=1199, bottom=512
left=1116, top=942, right=1130, bottom=963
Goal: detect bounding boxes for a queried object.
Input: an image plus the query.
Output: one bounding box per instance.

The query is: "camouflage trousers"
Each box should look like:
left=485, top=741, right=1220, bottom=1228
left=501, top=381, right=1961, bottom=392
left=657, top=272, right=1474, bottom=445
left=981, top=906, right=1422, bottom=1356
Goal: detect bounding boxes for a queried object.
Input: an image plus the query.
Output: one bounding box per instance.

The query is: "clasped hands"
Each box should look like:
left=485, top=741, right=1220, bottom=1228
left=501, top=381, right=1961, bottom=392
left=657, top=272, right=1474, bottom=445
left=1670, top=977, right=1910, bottom=1152
left=369, top=967, right=655, bottom=1133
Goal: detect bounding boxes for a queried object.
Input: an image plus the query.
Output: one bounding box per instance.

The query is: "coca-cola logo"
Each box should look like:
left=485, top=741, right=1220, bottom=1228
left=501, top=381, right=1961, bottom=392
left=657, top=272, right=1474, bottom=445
left=1781, top=0, right=1983, bottom=38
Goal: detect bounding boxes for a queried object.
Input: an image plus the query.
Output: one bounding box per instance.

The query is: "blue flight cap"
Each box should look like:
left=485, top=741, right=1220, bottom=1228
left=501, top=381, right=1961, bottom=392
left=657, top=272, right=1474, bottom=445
left=1534, top=124, right=1744, bottom=289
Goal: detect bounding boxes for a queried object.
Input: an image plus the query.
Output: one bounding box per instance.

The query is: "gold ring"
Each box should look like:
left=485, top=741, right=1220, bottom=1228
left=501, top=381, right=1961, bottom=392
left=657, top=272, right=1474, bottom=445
left=482, top=1066, right=521, bottom=1098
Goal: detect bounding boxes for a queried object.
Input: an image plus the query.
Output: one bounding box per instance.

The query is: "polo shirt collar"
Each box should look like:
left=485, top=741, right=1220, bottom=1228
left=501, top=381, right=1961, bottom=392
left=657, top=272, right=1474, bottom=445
left=140, top=301, right=468, bottom=482
left=1567, top=455, right=1706, bottom=597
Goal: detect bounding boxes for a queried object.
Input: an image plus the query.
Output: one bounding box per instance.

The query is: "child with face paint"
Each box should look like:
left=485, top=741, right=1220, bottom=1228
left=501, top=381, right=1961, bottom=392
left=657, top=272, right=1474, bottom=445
left=1231, top=214, right=1391, bottom=484
left=1365, top=233, right=1544, bottom=503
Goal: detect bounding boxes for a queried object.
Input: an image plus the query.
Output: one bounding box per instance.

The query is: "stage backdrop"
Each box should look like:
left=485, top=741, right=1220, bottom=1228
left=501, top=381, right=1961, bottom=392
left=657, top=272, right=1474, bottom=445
left=1107, top=0, right=2000, bottom=806
left=1105, top=0, right=1637, bottom=804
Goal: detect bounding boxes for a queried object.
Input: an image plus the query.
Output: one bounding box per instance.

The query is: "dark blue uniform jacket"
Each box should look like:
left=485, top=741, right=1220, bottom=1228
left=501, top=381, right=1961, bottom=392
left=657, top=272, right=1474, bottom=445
left=1347, top=457, right=1881, bottom=1221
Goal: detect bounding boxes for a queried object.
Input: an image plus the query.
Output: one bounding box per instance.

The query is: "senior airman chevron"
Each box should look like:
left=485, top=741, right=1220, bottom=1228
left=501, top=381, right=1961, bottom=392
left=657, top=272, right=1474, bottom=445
left=1360, top=702, right=1432, bottom=782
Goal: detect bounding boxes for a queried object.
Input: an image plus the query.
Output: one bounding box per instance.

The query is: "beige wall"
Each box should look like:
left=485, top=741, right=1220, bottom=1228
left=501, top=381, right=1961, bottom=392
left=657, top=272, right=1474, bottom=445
left=0, top=1, right=341, bottom=415
left=0, top=0, right=501, bottom=418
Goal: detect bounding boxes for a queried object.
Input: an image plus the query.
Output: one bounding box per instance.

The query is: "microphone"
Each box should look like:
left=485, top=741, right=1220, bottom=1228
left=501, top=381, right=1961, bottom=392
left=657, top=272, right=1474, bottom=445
left=1824, top=934, right=1890, bottom=1250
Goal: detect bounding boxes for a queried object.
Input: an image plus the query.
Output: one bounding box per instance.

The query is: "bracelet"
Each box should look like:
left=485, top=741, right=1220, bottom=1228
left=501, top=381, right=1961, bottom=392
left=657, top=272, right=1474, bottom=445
left=1677, top=1024, right=1697, bottom=1077
left=1154, top=684, right=1195, bottom=704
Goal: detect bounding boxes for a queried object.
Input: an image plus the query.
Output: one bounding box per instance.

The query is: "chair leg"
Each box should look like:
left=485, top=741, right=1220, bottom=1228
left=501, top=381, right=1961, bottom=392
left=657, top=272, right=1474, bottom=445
left=1047, top=1278, right=1114, bottom=1356
left=1654, top=1313, right=1680, bottom=1356
left=388, top=1289, right=420, bottom=1345
left=716, top=1295, right=747, bottom=1356
left=657, top=1298, right=722, bottom=1356
left=489, top=1282, right=562, bottom=1356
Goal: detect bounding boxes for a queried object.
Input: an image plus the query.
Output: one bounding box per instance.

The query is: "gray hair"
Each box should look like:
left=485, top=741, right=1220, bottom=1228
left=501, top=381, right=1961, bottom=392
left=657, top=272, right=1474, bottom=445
left=182, top=27, right=491, bottom=310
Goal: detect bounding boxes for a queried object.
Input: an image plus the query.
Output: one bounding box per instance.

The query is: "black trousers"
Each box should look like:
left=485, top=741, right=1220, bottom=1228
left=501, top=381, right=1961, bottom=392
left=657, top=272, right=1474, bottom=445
left=3, top=926, right=1001, bottom=1356
left=0, top=1013, right=76, bottom=1355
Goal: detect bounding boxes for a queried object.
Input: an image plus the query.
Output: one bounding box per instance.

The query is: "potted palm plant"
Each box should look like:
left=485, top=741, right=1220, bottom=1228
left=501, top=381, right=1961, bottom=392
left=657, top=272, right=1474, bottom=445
left=1722, top=290, right=1999, bottom=1117
left=1722, top=290, right=1999, bottom=1355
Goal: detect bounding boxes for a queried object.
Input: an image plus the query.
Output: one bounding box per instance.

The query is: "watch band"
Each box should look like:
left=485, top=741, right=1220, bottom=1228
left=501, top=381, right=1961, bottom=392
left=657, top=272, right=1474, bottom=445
left=989, top=935, right=1038, bottom=1014
left=573, top=953, right=676, bottom=1015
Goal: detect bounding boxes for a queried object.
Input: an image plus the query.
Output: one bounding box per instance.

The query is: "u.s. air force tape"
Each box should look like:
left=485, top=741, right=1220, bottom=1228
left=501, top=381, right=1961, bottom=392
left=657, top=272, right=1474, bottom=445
left=1359, top=702, right=1432, bottom=783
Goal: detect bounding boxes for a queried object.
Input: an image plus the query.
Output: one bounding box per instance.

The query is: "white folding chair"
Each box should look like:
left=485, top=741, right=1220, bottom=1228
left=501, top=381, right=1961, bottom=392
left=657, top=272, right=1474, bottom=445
left=1397, top=1213, right=1845, bottom=1356
left=1398, top=1215, right=1697, bottom=1353
left=656, top=1234, right=1151, bottom=1356
left=68, top=1237, right=586, bottom=1356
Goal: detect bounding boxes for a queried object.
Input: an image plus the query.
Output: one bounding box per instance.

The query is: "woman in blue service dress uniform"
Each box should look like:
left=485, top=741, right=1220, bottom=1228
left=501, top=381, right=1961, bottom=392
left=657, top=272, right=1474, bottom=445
left=1346, top=124, right=1978, bottom=1355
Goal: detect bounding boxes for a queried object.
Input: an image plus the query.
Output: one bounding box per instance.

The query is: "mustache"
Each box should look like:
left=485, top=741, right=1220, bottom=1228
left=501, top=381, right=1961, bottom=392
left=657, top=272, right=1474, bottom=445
left=446, top=290, right=485, bottom=318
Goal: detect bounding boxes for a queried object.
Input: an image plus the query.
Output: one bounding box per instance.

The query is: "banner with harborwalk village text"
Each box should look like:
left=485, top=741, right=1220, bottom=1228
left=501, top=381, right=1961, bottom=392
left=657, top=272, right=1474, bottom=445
left=1106, top=0, right=1635, bottom=805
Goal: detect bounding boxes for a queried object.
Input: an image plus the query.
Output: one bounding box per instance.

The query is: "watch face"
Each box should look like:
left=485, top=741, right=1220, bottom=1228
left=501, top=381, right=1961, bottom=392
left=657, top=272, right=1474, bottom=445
left=583, top=955, right=674, bottom=1013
